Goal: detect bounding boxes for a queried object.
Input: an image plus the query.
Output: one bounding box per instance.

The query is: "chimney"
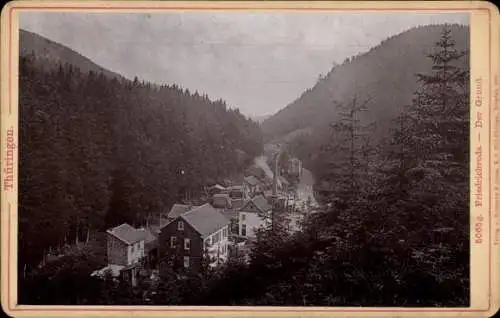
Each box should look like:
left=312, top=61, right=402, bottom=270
left=272, top=153, right=279, bottom=197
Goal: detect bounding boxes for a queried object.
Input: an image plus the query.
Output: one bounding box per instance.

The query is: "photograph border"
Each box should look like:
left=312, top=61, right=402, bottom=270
left=1, top=1, right=499, bottom=317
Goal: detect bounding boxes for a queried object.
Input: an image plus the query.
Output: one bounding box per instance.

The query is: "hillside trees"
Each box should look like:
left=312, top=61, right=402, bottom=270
left=383, top=24, right=470, bottom=294
left=408, top=25, right=470, bottom=170
left=222, top=24, right=471, bottom=307
left=262, top=24, right=469, bottom=145
left=18, top=55, right=263, bottom=273
left=324, top=24, right=470, bottom=305
left=313, top=97, right=377, bottom=204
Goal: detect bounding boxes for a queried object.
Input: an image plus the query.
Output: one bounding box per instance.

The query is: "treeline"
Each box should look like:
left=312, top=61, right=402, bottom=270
left=18, top=54, right=263, bottom=271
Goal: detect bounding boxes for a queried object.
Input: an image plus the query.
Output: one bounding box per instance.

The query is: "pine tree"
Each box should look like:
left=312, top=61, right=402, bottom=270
left=407, top=24, right=469, bottom=171
left=314, top=97, right=376, bottom=203
left=372, top=24, right=470, bottom=305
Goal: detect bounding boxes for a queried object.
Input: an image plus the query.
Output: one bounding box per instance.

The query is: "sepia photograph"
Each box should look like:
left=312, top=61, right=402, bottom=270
left=1, top=1, right=499, bottom=317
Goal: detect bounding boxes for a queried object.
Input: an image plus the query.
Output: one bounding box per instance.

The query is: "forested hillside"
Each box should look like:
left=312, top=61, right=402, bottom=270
left=248, top=24, right=469, bottom=306
left=18, top=52, right=263, bottom=272
left=262, top=24, right=469, bottom=143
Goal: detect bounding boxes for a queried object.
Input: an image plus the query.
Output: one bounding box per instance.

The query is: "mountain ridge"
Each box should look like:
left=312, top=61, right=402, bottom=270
left=20, top=29, right=127, bottom=81
left=262, top=23, right=469, bottom=142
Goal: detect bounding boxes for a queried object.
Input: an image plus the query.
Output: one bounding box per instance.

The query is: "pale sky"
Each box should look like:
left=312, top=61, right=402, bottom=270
left=20, top=12, right=469, bottom=117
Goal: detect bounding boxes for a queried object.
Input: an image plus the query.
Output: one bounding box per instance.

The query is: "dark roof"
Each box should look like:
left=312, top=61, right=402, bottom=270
left=244, top=175, right=262, bottom=186
left=180, top=203, right=229, bottom=237
left=107, top=223, right=147, bottom=245
left=167, top=204, right=192, bottom=219
left=212, top=193, right=232, bottom=209
left=242, top=195, right=272, bottom=213
left=254, top=195, right=272, bottom=211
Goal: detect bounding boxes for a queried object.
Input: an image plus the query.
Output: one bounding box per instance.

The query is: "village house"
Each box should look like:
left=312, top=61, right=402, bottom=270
left=244, top=175, right=263, bottom=197
left=210, top=192, right=251, bottom=236
left=166, top=203, right=193, bottom=222
left=288, top=157, right=303, bottom=177
left=208, top=183, right=226, bottom=196
left=211, top=193, right=241, bottom=235
left=91, top=223, right=148, bottom=286
left=211, top=193, right=232, bottom=210
left=238, top=195, right=272, bottom=239
left=158, top=203, right=230, bottom=272
left=227, top=184, right=249, bottom=200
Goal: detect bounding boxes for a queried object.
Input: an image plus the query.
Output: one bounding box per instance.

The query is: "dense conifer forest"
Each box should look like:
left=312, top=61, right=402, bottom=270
left=18, top=53, right=263, bottom=273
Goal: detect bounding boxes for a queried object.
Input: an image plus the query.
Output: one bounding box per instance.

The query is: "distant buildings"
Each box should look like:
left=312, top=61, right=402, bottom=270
left=211, top=193, right=232, bottom=210
left=244, top=175, right=263, bottom=196
left=208, top=184, right=226, bottom=196
left=226, top=185, right=249, bottom=200
left=278, top=176, right=290, bottom=193
left=238, top=195, right=272, bottom=239
left=288, top=158, right=303, bottom=177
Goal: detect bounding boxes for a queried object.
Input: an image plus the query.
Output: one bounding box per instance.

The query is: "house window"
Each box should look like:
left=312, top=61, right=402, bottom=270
left=184, top=238, right=191, bottom=251
left=214, top=231, right=221, bottom=243
left=178, top=221, right=184, bottom=231
left=241, top=224, right=247, bottom=237
left=230, top=218, right=238, bottom=234
left=184, top=256, right=190, bottom=269
left=241, top=213, right=246, bottom=221
left=170, top=236, right=177, bottom=248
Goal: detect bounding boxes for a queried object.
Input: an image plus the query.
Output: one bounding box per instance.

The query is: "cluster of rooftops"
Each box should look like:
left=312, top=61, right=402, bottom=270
left=94, top=158, right=302, bottom=281
left=107, top=192, right=272, bottom=245
left=106, top=158, right=295, bottom=244
left=106, top=203, right=230, bottom=246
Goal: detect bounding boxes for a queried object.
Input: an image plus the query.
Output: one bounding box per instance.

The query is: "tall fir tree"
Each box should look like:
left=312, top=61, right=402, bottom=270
left=407, top=24, right=469, bottom=172
left=314, top=97, right=376, bottom=204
